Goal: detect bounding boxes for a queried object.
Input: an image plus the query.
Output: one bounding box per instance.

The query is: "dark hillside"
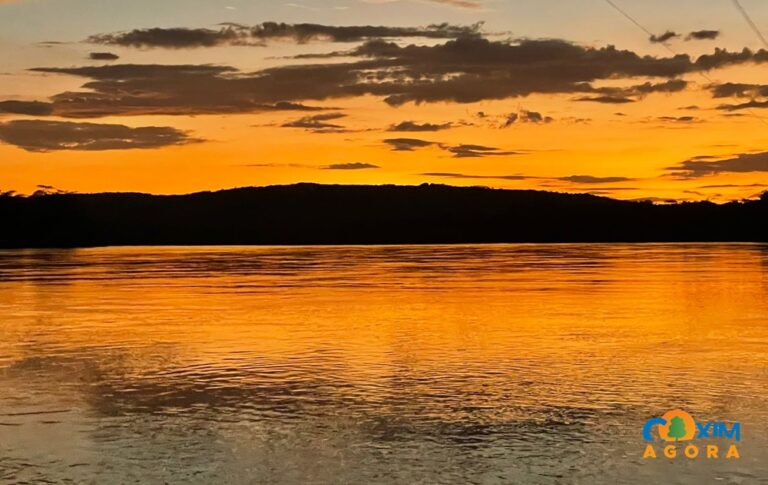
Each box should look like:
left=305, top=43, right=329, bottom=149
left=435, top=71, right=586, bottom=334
left=1, top=184, right=766, bottom=247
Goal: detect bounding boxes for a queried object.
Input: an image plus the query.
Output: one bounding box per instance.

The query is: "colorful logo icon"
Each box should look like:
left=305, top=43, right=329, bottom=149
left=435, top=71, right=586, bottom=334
left=641, top=409, right=741, bottom=460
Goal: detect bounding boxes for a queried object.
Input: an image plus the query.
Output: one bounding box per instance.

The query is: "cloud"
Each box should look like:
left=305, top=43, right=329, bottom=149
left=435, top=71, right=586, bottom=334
left=520, top=111, right=552, bottom=123
left=419, top=172, right=632, bottom=182
left=629, top=79, right=688, bottom=94
left=89, top=52, right=119, bottom=61
left=26, top=38, right=768, bottom=116
left=717, top=99, right=768, bottom=111
left=667, top=151, right=768, bottom=177
left=87, top=22, right=483, bottom=48
left=382, top=137, right=519, bottom=157
left=710, top=82, right=768, bottom=98
left=89, top=27, right=246, bottom=49
left=302, top=38, right=764, bottom=104
left=709, top=83, right=768, bottom=111
left=0, top=120, right=195, bottom=152
left=686, top=30, right=720, bottom=41
left=282, top=112, right=347, bottom=131
left=260, top=102, right=334, bottom=111
left=30, top=64, right=245, bottom=117
left=324, top=162, right=380, bottom=170
left=575, top=95, right=635, bottom=104
left=695, top=47, right=768, bottom=70
left=349, top=37, right=724, bottom=106
left=388, top=121, right=452, bottom=131
left=25, top=64, right=350, bottom=117
left=504, top=110, right=553, bottom=126
left=383, top=137, right=436, bottom=151
left=382, top=138, right=518, bottom=158
left=446, top=144, right=520, bottom=158
left=419, top=172, right=529, bottom=180
left=656, top=115, right=700, bottom=123
left=578, top=80, right=688, bottom=104
left=556, top=175, right=634, bottom=184
left=0, top=100, right=54, bottom=116
left=650, top=31, right=680, bottom=43
left=699, top=183, right=767, bottom=189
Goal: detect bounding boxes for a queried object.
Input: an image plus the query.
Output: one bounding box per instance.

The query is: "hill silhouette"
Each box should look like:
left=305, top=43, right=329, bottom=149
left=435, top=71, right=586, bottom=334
left=1, top=184, right=766, bottom=248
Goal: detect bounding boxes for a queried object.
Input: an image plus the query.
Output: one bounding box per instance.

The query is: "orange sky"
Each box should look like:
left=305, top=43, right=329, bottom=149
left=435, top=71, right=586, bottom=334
left=1, top=0, right=767, bottom=202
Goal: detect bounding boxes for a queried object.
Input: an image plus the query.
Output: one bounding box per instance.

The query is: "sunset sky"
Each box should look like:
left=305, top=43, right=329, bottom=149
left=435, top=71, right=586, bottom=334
left=1, top=0, right=767, bottom=201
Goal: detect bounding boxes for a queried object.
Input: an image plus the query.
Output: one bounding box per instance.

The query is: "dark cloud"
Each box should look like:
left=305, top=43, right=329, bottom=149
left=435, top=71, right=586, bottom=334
left=308, top=38, right=763, bottom=105
left=348, top=37, right=730, bottom=106
left=388, top=121, right=452, bottom=132
left=667, top=151, right=768, bottom=177
left=383, top=137, right=436, bottom=151
left=650, top=31, right=680, bottom=43
left=686, top=30, right=720, bottom=41
left=694, top=47, right=768, bottom=70
left=656, top=115, right=700, bottom=123
left=699, top=183, right=767, bottom=189
left=27, top=38, right=768, bottom=116
left=264, top=102, right=333, bottom=111
left=420, top=172, right=528, bottom=180
left=382, top=138, right=518, bottom=158
left=717, top=99, right=768, bottom=111
left=504, top=113, right=519, bottom=125
left=88, top=27, right=250, bottom=49
left=0, top=120, right=195, bottom=152
left=30, top=64, right=244, bottom=117
left=575, top=95, right=635, bottom=104
left=710, top=82, right=768, bottom=98
left=282, top=112, right=347, bottom=131
left=579, top=79, right=688, bottom=104
left=89, top=52, right=119, bottom=60
left=324, top=162, right=379, bottom=170
left=563, top=116, right=591, bottom=124
left=557, top=175, right=634, bottom=184
left=27, top=64, right=354, bottom=117
left=630, top=79, right=688, bottom=94
left=0, top=100, right=54, bottom=116
left=504, top=110, right=553, bottom=126
left=419, top=172, right=632, bottom=183
left=87, top=22, right=483, bottom=48
left=446, top=144, right=520, bottom=158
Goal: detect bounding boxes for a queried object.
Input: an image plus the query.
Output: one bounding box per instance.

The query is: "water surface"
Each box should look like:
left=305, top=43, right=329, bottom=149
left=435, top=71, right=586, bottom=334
left=1, top=244, right=766, bottom=484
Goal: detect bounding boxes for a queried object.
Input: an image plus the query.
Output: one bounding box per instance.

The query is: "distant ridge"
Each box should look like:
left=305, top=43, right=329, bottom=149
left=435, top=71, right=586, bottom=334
left=1, top=183, right=766, bottom=248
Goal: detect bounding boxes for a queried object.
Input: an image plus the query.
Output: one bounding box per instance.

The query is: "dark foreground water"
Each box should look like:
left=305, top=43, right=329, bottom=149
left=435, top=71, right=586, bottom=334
left=0, top=244, right=766, bottom=484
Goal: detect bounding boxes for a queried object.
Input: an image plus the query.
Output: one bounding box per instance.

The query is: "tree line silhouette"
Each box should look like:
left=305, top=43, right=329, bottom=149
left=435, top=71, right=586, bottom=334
left=1, top=184, right=766, bottom=247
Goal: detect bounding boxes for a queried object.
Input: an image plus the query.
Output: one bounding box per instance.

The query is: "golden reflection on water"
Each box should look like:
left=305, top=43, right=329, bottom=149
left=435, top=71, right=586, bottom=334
left=1, top=244, right=767, bottom=483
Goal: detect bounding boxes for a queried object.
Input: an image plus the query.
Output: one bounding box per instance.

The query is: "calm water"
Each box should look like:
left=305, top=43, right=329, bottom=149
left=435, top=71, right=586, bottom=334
left=0, top=244, right=766, bottom=484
